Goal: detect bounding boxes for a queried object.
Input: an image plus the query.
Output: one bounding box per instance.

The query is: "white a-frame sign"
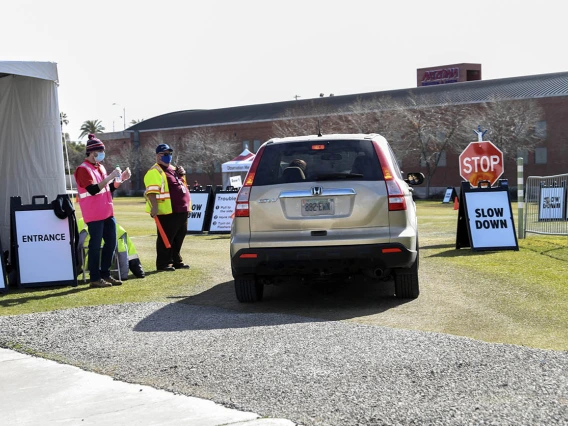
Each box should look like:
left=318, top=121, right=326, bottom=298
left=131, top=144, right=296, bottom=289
left=456, top=182, right=519, bottom=251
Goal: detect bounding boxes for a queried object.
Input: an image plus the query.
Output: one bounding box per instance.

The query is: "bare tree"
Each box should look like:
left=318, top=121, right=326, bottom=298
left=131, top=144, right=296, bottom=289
left=272, top=100, right=345, bottom=138
left=338, top=97, right=391, bottom=133
left=179, top=128, right=240, bottom=182
left=103, top=139, right=155, bottom=194
left=384, top=92, right=473, bottom=198
left=463, top=98, right=544, bottom=161
left=271, top=93, right=478, bottom=198
left=336, top=96, right=416, bottom=161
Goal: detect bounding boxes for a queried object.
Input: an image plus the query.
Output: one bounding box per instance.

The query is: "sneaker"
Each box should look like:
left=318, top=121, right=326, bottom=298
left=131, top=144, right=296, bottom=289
left=104, top=276, right=123, bottom=286
left=173, top=263, right=190, bottom=269
left=90, top=279, right=112, bottom=288
left=157, top=265, right=176, bottom=272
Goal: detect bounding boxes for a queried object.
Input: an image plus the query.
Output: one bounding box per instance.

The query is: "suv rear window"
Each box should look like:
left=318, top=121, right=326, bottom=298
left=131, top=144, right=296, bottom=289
left=254, top=139, right=384, bottom=186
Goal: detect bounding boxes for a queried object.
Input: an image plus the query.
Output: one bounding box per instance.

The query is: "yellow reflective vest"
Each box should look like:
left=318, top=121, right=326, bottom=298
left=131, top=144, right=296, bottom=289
left=144, top=163, right=189, bottom=215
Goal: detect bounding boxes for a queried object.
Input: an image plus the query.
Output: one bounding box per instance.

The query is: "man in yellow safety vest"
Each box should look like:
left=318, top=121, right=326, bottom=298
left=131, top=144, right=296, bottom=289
left=144, top=143, right=192, bottom=272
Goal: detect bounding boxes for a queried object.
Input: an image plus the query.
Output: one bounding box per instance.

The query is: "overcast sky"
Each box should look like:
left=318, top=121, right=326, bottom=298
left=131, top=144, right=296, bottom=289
left=2, top=0, right=566, bottom=141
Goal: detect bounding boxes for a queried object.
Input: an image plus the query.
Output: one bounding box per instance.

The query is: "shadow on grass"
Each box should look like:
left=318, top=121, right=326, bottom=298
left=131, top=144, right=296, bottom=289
left=134, top=276, right=413, bottom=332
left=421, top=243, right=456, bottom=250
left=0, top=286, right=89, bottom=307
left=426, top=247, right=493, bottom=258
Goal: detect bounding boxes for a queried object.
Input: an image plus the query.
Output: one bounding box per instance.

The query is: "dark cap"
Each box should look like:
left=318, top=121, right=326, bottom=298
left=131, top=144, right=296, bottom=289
left=156, top=143, right=173, bottom=154
left=86, top=134, right=105, bottom=152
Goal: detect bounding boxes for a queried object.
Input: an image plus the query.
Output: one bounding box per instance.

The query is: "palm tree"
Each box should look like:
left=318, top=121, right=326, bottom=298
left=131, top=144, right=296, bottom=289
left=129, top=118, right=144, bottom=126
left=79, top=120, right=105, bottom=140
left=60, top=111, right=69, bottom=127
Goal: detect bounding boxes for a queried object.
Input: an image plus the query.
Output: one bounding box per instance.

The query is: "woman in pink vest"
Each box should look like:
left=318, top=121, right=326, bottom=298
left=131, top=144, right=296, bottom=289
left=74, top=134, right=131, bottom=288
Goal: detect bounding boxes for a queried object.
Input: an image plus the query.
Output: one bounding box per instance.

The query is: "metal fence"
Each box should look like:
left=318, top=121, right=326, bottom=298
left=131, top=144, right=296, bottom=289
left=524, top=173, right=568, bottom=236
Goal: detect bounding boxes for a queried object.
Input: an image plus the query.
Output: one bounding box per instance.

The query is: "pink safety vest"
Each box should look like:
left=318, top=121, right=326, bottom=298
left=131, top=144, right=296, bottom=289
left=75, top=161, right=114, bottom=223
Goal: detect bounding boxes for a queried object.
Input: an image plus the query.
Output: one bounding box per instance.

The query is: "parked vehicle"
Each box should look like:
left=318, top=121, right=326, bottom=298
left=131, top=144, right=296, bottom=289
left=230, top=133, right=424, bottom=302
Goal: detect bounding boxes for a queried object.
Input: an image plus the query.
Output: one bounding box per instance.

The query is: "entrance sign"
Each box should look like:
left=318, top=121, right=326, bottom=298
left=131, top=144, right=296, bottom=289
left=538, top=185, right=565, bottom=220
left=10, top=196, right=77, bottom=288
left=459, top=141, right=504, bottom=187
left=208, top=190, right=238, bottom=234
left=187, top=190, right=212, bottom=233
left=456, top=182, right=518, bottom=251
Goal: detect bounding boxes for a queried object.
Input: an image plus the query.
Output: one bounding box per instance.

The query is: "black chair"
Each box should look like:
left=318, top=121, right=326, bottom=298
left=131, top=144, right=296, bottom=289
left=281, top=167, right=306, bottom=183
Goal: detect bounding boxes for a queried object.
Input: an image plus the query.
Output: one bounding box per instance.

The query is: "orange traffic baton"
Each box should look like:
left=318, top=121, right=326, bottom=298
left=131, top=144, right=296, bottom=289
left=154, top=216, right=171, bottom=248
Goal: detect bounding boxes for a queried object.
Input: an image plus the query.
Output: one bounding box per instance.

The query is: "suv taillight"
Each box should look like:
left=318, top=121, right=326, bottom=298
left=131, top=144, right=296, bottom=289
left=373, top=141, right=407, bottom=211
left=234, top=145, right=265, bottom=217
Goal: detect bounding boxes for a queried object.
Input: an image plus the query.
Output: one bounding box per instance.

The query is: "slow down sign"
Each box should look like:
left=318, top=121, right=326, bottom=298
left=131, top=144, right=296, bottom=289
left=463, top=188, right=518, bottom=251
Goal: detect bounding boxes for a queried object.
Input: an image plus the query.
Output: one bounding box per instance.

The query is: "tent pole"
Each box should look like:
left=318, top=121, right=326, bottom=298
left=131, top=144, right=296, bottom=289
left=63, top=134, right=74, bottom=200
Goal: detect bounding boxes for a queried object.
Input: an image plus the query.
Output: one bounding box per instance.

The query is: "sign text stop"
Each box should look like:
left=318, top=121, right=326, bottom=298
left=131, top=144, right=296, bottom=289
left=459, top=141, right=504, bottom=187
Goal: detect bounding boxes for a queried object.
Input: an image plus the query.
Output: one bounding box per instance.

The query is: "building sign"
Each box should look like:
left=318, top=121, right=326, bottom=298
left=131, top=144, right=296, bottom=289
left=421, top=67, right=459, bottom=86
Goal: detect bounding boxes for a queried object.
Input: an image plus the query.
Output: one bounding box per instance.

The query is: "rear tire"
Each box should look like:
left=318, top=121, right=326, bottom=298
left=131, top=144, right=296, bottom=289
left=234, top=274, right=264, bottom=303
left=394, top=245, right=419, bottom=299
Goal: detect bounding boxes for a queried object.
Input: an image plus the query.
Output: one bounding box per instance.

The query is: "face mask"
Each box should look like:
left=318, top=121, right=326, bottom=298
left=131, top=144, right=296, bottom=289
left=94, top=152, right=105, bottom=162
left=161, top=154, right=172, bottom=164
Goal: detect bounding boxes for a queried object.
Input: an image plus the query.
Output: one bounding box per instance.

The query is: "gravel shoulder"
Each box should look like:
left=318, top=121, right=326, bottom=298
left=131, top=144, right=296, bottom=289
left=1, top=302, right=567, bottom=425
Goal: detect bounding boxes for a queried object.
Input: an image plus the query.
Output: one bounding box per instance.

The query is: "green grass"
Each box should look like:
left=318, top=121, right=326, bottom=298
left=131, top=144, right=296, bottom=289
left=413, top=200, right=568, bottom=350
left=0, top=198, right=230, bottom=314
left=1, top=197, right=567, bottom=351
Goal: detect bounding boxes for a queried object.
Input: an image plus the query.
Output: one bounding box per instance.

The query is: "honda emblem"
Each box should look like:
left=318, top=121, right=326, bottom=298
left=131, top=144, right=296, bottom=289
left=311, top=186, right=323, bottom=196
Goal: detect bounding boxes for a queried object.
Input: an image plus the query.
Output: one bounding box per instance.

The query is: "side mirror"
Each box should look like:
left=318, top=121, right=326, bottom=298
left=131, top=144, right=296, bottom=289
left=404, top=172, right=425, bottom=186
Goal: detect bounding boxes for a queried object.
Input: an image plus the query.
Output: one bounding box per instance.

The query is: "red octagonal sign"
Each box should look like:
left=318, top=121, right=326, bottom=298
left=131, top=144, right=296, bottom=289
left=459, top=141, right=504, bottom=187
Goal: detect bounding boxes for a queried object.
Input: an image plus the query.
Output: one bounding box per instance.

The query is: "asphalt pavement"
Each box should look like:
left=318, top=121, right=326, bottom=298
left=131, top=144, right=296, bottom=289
left=0, top=347, right=295, bottom=426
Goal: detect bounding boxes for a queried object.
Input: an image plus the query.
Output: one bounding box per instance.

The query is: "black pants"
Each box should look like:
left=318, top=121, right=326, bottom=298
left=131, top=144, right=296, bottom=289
left=155, top=212, right=188, bottom=269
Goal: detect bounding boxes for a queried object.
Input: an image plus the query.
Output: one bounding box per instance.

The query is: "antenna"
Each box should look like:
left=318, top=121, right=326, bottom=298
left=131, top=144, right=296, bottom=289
left=317, top=120, right=322, bottom=137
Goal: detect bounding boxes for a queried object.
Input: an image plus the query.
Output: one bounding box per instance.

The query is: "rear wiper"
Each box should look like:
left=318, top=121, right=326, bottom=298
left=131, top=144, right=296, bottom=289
left=314, top=173, right=364, bottom=181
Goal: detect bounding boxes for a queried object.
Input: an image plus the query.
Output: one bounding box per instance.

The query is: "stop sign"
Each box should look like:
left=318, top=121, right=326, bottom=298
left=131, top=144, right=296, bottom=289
left=459, top=141, right=504, bottom=187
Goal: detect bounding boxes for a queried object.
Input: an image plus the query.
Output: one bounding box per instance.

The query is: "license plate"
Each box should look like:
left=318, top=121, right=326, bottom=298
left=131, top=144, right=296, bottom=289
left=301, top=198, right=335, bottom=216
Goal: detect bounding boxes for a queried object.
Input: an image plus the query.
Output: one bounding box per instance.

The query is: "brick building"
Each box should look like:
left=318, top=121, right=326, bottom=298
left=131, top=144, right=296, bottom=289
left=99, top=64, right=568, bottom=198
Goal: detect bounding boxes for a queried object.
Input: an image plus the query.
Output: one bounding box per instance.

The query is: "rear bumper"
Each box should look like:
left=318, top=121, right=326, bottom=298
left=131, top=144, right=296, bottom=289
left=231, top=243, right=416, bottom=277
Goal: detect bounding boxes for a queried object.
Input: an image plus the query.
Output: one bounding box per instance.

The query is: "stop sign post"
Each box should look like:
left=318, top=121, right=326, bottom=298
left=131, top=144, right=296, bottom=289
left=459, top=141, right=504, bottom=187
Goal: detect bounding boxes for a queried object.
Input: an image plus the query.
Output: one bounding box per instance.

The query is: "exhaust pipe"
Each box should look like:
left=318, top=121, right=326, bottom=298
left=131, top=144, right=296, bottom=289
left=374, top=268, right=384, bottom=277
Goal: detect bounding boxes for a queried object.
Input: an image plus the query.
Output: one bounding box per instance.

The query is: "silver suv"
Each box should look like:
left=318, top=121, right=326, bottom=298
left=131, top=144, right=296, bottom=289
left=230, top=133, right=424, bottom=302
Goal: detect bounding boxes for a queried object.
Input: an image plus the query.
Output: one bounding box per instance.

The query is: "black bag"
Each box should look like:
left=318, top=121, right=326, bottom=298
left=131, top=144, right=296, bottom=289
left=51, top=194, right=80, bottom=269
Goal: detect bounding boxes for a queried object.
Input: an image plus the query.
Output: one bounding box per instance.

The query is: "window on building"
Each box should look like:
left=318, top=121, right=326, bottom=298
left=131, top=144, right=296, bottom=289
left=243, top=140, right=249, bottom=150
left=214, top=160, right=221, bottom=173
left=517, top=149, right=529, bottom=165
left=253, top=140, right=261, bottom=152
left=437, top=150, right=447, bottom=167
left=535, top=121, right=547, bottom=139
left=196, top=166, right=203, bottom=174
left=535, top=147, right=547, bottom=164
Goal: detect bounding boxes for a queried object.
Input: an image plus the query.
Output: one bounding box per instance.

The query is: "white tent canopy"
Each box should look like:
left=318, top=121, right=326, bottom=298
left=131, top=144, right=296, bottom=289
left=0, top=61, right=64, bottom=254
left=221, top=148, right=255, bottom=189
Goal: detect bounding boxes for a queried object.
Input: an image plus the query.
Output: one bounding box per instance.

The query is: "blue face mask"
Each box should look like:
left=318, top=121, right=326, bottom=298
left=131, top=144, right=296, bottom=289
left=94, top=152, right=105, bottom=162
left=161, top=154, right=172, bottom=164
